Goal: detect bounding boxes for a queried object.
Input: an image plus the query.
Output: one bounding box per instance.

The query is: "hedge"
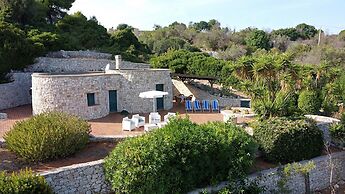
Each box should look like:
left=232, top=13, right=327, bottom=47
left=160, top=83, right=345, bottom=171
left=253, top=117, right=323, bottom=163
left=0, top=169, right=52, bottom=194
left=104, top=118, right=257, bottom=194
left=298, top=90, right=321, bottom=114
left=4, top=112, right=91, bottom=162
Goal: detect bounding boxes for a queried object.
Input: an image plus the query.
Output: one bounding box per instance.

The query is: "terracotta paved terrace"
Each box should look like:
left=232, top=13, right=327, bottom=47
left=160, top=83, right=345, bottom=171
left=0, top=103, right=223, bottom=139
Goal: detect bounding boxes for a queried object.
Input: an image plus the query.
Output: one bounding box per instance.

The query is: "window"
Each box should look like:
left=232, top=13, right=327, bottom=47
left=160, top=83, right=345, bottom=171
left=87, top=93, right=96, bottom=106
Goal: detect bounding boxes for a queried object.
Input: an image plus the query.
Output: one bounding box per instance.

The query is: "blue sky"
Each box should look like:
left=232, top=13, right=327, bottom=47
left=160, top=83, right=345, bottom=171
left=69, top=0, right=345, bottom=34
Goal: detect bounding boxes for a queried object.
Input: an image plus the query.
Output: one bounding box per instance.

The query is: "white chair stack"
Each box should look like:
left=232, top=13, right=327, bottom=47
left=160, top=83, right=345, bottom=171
left=149, top=112, right=161, bottom=124
left=122, top=117, right=136, bottom=131
left=131, top=114, right=145, bottom=128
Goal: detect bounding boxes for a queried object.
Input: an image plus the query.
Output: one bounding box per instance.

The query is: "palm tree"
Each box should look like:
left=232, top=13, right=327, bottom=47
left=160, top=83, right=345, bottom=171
left=234, top=56, right=254, bottom=80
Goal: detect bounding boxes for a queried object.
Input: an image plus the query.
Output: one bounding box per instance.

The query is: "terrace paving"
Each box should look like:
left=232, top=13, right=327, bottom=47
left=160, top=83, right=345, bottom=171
left=0, top=103, right=223, bottom=139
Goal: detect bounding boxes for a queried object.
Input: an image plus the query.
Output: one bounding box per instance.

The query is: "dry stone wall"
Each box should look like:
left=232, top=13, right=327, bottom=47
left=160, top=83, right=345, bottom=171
left=305, top=115, right=341, bottom=143
left=45, top=50, right=113, bottom=59
left=251, top=151, right=345, bottom=193
left=0, top=73, right=32, bottom=110
left=190, top=151, right=345, bottom=194
left=41, top=159, right=111, bottom=194
left=32, top=69, right=173, bottom=120
left=25, top=57, right=150, bottom=73
left=40, top=151, right=345, bottom=194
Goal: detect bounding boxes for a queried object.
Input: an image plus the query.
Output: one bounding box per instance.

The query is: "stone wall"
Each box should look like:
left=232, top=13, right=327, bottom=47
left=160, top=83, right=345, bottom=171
left=25, top=57, right=150, bottom=73
left=218, top=97, right=242, bottom=107
left=305, top=115, right=341, bottom=143
left=32, top=69, right=173, bottom=120
left=0, top=73, right=32, bottom=110
left=115, top=69, right=173, bottom=114
left=190, top=151, right=345, bottom=194
left=41, top=159, right=111, bottom=194
left=46, top=50, right=112, bottom=59
left=40, top=151, right=345, bottom=194
left=251, top=151, right=345, bottom=193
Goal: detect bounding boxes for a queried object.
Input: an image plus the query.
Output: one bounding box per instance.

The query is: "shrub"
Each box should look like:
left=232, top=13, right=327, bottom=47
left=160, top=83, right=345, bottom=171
left=217, top=181, right=263, bottom=194
left=253, top=117, right=323, bottom=163
left=104, top=118, right=257, bottom=194
left=329, top=113, right=345, bottom=146
left=298, top=90, right=321, bottom=114
left=252, top=91, right=299, bottom=119
left=5, top=112, right=91, bottom=162
left=0, top=169, right=52, bottom=194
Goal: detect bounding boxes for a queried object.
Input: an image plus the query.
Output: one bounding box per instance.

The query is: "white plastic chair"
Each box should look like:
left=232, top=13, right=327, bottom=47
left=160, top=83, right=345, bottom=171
left=122, top=117, right=136, bottom=131
left=132, top=114, right=145, bottom=128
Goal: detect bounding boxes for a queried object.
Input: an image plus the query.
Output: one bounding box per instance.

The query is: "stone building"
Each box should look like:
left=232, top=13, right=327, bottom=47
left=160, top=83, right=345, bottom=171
left=32, top=69, right=173, bottom=120
left=1, top=51, right=173, bottom=120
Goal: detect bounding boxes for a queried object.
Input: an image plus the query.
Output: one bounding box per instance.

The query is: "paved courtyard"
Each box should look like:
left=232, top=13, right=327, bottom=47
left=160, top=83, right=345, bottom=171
left=0, top=103, right=223, bottom=138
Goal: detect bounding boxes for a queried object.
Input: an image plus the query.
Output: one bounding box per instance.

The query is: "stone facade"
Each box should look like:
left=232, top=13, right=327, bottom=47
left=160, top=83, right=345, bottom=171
left=41, top=159, right=110, bottom=194
left=32, top=69, right=173, bottom=120
left=0, top=51, right=159, bottom=113
left=0, top=73, right=32, bottom=110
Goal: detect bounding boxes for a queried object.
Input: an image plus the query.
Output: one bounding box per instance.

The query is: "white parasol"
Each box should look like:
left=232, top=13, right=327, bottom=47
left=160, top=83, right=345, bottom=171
left=139, top=90, right=168, bottom=112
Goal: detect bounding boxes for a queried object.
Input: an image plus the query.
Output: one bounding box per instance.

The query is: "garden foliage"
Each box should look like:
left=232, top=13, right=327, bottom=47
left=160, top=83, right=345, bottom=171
left=298, top=90, right=321, bottom=114
left=5, top=112, right=91, bottom=162
left=104, top=118, right=257, bottom=194
left=329, top=113, right=345, bottom=146
left=253, top=117, right=323, bottom=163
left=0, top=169, right=52, bottom=194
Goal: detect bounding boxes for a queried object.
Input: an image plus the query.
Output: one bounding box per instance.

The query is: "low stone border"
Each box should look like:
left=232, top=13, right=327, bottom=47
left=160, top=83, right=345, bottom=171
left=88, top=134, right=142, bottom=143
left=38, top=149, right=345, bottom=194
left=40, top=159, right=111, bottom=194
left=189, top=151, right=345, bottom=194
left=305, top=115, right=341, bottom=144
left=305, top=115, right=340, bottom=123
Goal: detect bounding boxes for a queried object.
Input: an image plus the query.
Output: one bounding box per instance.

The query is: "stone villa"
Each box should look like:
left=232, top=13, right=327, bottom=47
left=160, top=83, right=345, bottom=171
left=0, top=51, right=173, bottom=120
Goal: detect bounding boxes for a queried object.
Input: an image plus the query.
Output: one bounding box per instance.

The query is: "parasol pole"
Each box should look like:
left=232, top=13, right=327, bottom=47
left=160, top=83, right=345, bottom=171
left=153, top=98, right=157, bottom=112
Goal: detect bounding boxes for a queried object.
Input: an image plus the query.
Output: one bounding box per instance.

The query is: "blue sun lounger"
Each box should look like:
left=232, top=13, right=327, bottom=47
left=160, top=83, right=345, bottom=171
left=202, top=100, right=211, bottom=112
left=193, top=100, right=202, bottom=112
left=185, top=100, right=193, bottom=112
left=211, top=100, right=219, bottom=112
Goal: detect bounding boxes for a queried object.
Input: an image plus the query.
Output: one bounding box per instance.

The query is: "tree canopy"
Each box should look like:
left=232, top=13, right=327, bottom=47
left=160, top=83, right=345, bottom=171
left=0, top=21, right=36, bottom=82
left=56, top=12, right=109, bottom=50
left=245, top=29, right=271, bottom=51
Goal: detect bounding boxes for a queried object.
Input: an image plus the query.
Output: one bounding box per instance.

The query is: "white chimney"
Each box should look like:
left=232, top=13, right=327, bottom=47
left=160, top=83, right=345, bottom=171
left=105, top=64, right=111, bottom=73
left=115, top=55, right=122, bottom=70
